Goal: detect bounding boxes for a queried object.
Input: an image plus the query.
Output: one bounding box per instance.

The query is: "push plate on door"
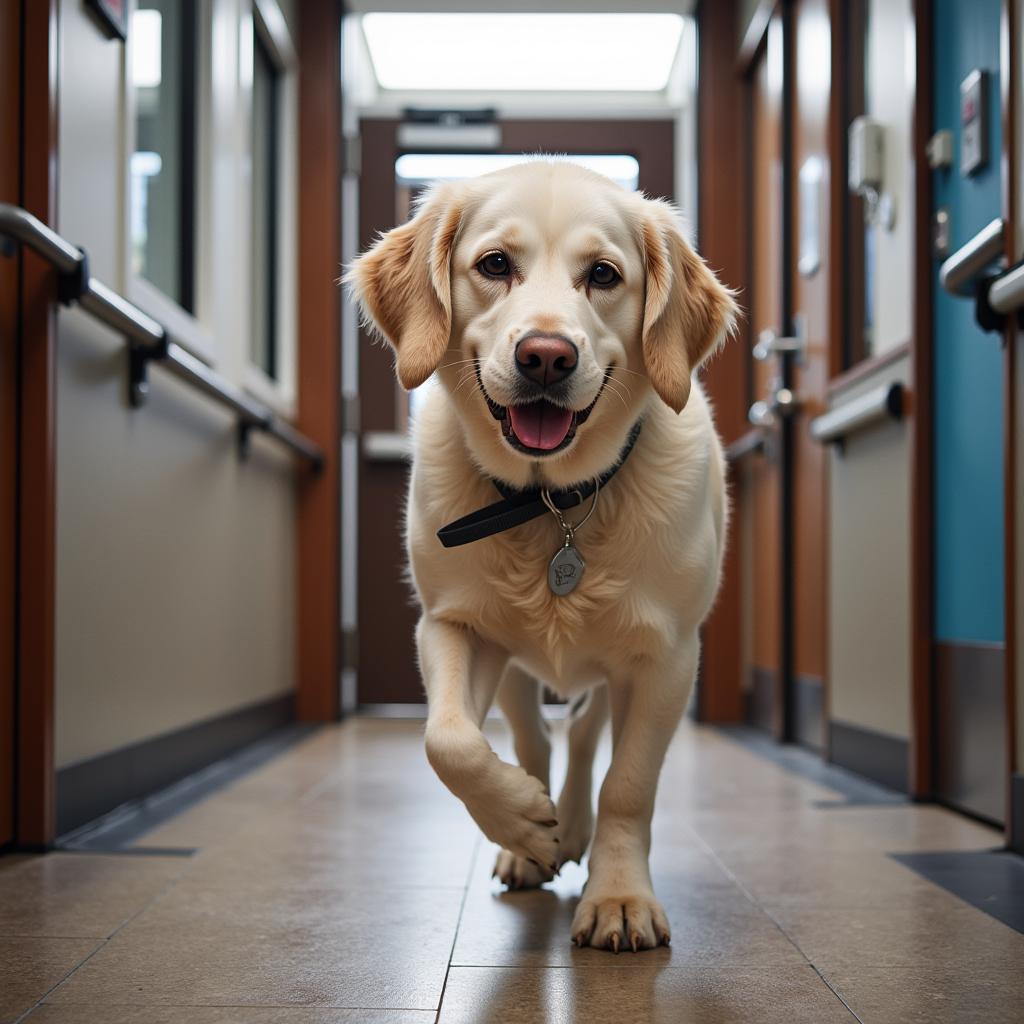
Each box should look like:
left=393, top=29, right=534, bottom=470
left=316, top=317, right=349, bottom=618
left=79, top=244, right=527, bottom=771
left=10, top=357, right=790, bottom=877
left=960, top=69, right=988, bottom=175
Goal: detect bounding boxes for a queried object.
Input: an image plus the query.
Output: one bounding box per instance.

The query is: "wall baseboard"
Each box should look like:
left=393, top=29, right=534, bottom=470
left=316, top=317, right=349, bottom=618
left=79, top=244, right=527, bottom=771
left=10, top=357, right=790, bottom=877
left=829, top=719, right=909, bottom=794
left=747, top=667, right=775, bottom=734
left=1010, top=774, right=1024, bottom=856
left=794, top=675, right=824, bottom=752
left=56, top=694, right=295, bottom=836
left=934, top=641, right=1006, bottom=825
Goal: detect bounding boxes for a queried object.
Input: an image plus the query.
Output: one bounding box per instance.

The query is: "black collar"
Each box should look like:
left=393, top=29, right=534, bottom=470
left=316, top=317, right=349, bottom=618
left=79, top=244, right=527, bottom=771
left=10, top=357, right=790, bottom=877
left=436, top=421, right=643, bottom=548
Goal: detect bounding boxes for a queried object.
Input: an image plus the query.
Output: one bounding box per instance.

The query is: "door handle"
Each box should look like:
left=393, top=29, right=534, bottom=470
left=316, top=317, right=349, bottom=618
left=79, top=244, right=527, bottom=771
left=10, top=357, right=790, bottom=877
left=939, top=217, right=1005, bottom=296
left=752, top=313, right=807, bottom=363
left=747, top=386, right=798, bottom=428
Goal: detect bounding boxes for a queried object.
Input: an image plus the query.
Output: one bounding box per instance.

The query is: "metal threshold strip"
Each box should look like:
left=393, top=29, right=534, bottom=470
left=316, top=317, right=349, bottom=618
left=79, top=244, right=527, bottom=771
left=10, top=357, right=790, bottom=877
left=0, top=202, right=323, bottom=470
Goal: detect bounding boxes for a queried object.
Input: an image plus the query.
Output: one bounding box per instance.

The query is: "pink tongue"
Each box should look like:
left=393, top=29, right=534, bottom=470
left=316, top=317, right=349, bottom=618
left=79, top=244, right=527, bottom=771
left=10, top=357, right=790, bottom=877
left=508, top=401, right=574, bottom=451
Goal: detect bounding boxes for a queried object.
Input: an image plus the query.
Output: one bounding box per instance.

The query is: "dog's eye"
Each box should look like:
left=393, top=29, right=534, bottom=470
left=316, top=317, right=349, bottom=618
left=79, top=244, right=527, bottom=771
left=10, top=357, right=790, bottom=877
left=589, top=262, right=620, bottom=289
left=477, top=252, right=511, bottom=278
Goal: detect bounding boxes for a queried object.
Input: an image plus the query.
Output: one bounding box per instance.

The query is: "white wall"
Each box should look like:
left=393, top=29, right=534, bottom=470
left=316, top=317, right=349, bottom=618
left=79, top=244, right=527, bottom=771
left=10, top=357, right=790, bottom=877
left=55, top=0, right=298, bottom=767
left=828, top=358, right=913, bottom=739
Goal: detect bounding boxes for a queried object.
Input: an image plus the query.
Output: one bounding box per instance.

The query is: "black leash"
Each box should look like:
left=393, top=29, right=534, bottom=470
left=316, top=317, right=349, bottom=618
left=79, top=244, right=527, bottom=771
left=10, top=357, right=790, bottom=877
left=436, top=421, right=643, bottom=548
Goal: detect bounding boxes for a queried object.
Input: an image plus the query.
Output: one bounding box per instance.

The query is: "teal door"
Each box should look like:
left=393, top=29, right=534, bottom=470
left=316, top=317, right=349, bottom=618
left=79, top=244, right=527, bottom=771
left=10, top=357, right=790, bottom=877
left=931, top=0, right=1006, bottom=822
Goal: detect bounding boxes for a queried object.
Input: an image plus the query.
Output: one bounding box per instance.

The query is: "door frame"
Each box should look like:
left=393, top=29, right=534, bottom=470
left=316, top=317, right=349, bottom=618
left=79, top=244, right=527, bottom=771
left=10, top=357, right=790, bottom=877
left=0, top=0, right=62, bottom=851
left=909, top=0, right=935, bottom=801
left=0, top=0, right=22, bottom=851
left=999, top=0, right=1018, bottom=840
left=694, top=0, right=753, bottom=722
left=296, top=0, right=343, bottom=723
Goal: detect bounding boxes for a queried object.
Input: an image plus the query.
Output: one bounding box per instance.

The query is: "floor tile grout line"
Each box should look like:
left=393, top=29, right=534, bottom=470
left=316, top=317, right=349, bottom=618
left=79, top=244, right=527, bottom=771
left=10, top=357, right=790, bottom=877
left=10, top=860, right=196, bottom=1024
left=18, top=1002, right=443, bottom=1012
left=434, top=833, right=483, bottom=1024
left=813, top=965, right=867, bottom=1024
left=684, top=789, right=880, bottom=1023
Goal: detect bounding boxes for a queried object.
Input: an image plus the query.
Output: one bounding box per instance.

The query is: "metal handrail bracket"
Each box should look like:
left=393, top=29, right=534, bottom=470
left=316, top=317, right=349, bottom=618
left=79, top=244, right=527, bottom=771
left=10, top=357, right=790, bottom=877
left=939, top=218, right=1005, bottom=297
left=0, top=202, right=322, bottom=470
left=810, top=381, right=904, bottom=445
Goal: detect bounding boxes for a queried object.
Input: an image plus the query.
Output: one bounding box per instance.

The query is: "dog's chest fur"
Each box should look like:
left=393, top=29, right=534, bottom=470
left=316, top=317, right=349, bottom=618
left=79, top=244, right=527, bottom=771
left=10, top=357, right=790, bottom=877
left=407, top=392, right=725, bottom=694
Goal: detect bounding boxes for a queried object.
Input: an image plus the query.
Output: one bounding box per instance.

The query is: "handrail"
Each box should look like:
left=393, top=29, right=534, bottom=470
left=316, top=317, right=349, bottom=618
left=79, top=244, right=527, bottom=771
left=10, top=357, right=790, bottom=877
left=810, top=381, right=903, bottom=445
left=725, top=428, right=766, bottom=462
left=939, top=218, right=1005, bottom=297
left=0, top=202, right=323, bottom=470
left=988, top=259, right=1024, bottom=316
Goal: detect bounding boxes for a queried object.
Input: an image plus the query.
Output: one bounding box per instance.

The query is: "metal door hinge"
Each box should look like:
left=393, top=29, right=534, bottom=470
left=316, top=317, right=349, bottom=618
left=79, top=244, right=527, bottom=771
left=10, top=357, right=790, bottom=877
left=342, top=136, right=361, bottom=178
left=341, top=393, right=360, bottom=436
left=341, top=626, right=359, bottom=673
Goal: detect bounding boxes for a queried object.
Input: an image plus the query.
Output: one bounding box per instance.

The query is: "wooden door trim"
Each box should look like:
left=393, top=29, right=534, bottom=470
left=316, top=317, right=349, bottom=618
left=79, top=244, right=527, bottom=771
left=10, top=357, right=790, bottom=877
left=1000, top=0, right=1018, bottom=839
left=694, top=0, right=749, bottom=722
left=16, top=0, right=60, bottom=849
left=778, top=0, right=797, bottom=742
left=296, top=0, right=342, bottom=722
left=909, top=0, right=934, bottom=799
left=0, top=0, right=21, bottom=849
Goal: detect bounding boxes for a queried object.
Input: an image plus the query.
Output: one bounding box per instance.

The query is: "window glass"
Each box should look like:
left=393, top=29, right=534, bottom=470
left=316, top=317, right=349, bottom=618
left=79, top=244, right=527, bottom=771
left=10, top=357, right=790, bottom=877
left=251, top=29, right=280, bottom=380
left=130, top=0, right=198, bottom=311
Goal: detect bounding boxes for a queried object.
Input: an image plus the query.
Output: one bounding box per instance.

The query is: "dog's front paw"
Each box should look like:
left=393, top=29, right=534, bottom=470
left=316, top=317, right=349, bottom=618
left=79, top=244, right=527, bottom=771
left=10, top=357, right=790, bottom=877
left=493, top=848, right=555, bottom=890
left=464, top=761, right=559, bottom=872
left=571, top=888, right=670, bottom=953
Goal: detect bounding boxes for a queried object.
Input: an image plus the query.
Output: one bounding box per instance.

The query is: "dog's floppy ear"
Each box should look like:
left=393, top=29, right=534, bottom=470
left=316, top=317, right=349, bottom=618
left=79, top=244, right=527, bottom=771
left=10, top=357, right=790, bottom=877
left=346, top=184, right=463, bottom=390
left=640, top=199, right=738, bottom=413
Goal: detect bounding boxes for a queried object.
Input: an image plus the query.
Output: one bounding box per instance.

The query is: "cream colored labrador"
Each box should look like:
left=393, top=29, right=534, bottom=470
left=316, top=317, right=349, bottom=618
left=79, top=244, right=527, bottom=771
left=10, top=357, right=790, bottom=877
left=349, top=161, right=736, bottom=952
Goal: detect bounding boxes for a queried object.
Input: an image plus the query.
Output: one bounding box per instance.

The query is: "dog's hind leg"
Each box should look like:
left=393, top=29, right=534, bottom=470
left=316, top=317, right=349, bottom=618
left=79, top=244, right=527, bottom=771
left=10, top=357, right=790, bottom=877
left=556, top=684, right=608, bottom=867
left=492, top=665, right=554, bottom=889
left=497, top=664, right=551, bottom=788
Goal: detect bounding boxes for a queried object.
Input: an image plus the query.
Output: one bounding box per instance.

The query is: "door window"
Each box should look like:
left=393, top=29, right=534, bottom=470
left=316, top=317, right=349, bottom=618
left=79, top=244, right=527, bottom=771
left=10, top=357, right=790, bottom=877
left=840, top=0, right=913, bottom=369
left=251, top=27, right=280, bottom=382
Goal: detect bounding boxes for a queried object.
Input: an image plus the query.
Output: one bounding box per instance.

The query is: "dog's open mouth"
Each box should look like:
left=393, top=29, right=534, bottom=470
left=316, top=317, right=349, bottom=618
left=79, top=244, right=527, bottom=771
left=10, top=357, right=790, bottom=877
left=477, top=368, right=607, bottom=456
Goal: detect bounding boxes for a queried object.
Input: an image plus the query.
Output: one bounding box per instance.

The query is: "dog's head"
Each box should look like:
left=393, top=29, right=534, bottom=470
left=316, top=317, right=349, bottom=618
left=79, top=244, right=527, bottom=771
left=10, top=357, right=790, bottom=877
left=348, top=161, right=736, bottom=484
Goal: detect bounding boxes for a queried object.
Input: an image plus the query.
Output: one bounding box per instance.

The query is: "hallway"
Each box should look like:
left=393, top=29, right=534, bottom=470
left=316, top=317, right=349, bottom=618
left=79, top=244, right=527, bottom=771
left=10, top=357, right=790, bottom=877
left=2, top=717, right=1022, bottom=1024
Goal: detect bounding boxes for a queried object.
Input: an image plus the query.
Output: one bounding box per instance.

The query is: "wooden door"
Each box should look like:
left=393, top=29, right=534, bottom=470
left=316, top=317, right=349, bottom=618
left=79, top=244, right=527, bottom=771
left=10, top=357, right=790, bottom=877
left=789, top=0, right=833, bottom=751
left=741, top=13, right=788, bottom=737
left=732, top=0, right=832, bottom=747
left=354, top=119, right=674, bottom=705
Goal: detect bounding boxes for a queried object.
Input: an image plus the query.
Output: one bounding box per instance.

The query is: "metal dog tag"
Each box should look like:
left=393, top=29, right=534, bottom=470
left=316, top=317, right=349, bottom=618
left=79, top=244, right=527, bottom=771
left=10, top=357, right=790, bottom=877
left=548, top=542, right=584, bottom=596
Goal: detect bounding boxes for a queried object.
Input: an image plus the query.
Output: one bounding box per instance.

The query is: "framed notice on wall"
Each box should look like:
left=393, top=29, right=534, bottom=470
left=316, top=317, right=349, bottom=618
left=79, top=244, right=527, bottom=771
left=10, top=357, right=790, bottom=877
left=85, top=0, right=127, bottom=40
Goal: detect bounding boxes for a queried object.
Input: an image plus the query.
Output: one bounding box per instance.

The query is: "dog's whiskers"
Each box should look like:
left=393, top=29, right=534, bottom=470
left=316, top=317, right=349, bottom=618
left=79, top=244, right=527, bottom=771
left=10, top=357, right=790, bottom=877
left=452, top=370, right=481, bottom=397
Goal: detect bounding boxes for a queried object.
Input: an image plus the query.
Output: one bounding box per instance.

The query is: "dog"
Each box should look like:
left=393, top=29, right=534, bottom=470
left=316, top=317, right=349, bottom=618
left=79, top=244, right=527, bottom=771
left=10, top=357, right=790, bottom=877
left=348, top=160, right=736, bottom=952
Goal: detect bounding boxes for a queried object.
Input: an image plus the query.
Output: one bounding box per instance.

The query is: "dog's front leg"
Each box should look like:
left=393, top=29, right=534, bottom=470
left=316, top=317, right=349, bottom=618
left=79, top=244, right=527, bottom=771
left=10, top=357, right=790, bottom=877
left=419, top=615, right=559, bottom=872
left=571, top=635, right=699, bottom=952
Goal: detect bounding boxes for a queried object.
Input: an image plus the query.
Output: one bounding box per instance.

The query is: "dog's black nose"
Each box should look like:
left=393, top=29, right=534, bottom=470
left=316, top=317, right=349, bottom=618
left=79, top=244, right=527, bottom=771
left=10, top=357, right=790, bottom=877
left=515, top=335, right=578, bottom=386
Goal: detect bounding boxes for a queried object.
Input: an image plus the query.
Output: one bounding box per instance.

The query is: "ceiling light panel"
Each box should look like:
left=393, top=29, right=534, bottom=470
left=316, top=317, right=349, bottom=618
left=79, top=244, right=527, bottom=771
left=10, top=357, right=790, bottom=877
left=362, top=13, right=685, bottom=92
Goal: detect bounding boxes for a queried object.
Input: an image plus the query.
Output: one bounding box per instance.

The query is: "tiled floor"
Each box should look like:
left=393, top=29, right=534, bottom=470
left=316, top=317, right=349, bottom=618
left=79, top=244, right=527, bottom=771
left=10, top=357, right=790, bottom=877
left=3, top=717, right=1023, bottom=1023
